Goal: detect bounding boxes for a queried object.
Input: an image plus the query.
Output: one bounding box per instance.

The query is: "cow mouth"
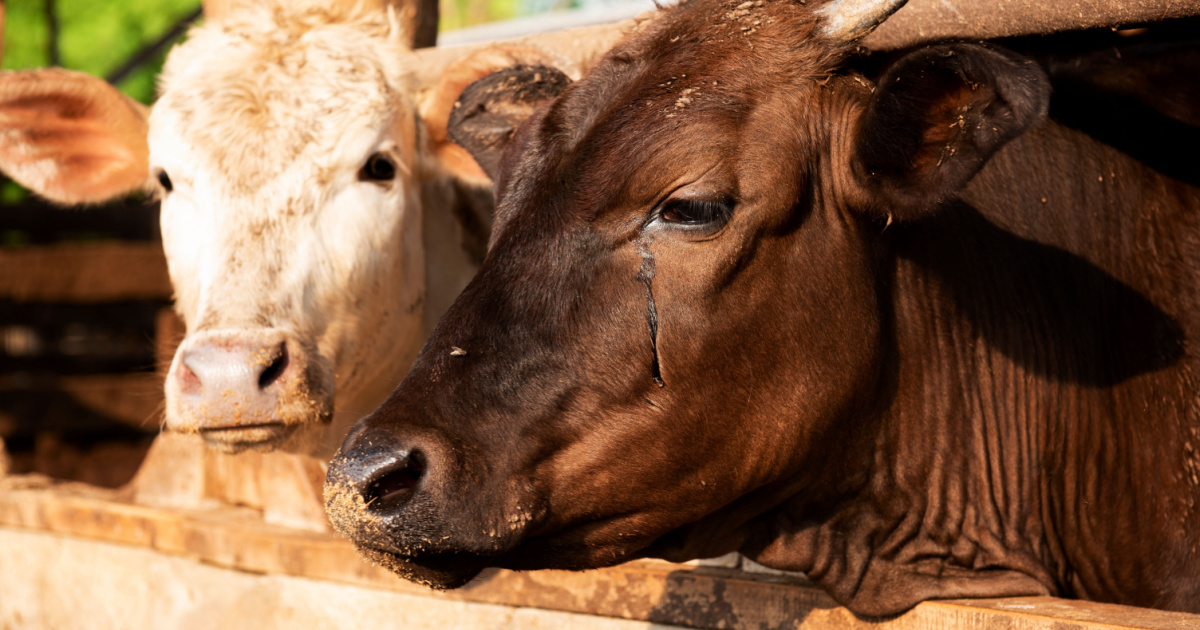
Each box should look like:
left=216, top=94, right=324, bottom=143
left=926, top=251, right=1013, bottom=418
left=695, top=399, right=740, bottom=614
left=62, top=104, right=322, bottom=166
left=199, top=422, right=298, bottom=452
left=354, top=544, right=489, bottom=589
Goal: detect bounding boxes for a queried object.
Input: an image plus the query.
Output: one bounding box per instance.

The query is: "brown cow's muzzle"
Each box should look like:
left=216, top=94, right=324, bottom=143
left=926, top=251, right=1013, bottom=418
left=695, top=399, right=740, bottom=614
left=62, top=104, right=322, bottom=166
left=324, top=423, right=504, bottom=589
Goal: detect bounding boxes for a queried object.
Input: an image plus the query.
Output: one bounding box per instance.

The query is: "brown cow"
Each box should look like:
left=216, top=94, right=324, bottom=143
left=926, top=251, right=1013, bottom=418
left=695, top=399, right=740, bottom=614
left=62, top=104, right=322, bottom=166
left=325, top=0, right=1200, bottom=616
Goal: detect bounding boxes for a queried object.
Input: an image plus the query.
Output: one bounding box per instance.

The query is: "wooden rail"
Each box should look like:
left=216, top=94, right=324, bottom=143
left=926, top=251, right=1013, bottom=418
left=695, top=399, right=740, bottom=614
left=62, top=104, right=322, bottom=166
left=0, top=481, right=1196, bottom=630
left=0, top=241, right=171, bottom=303
left=55, top=374, right=163, bottom=429
left=865, top=0, right=1200, bottom=50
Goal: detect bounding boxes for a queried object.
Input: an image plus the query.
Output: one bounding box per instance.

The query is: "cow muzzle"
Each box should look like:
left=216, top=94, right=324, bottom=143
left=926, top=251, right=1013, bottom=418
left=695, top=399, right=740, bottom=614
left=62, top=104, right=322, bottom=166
left=324, top=427, right=504, bottom=589
left=165, top=328, right=332, bottom=452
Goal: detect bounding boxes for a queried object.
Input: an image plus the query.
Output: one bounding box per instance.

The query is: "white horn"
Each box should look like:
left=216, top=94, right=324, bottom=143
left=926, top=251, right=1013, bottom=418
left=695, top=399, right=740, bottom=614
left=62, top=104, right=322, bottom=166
left=356, top=0, right=440, bottom=48
left=815, top=0, right=909, bottom=43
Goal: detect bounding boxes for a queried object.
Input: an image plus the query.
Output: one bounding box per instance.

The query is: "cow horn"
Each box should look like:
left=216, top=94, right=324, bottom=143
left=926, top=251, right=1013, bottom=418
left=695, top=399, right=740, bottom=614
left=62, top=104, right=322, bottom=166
left=815, top=0, right=909, bottom=43
left=375, top=0, right=439, bottom=49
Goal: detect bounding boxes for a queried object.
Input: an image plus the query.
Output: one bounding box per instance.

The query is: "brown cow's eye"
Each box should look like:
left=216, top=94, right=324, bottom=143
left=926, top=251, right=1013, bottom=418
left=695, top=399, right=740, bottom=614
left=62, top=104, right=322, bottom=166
left=660, top=199, right=731, bottom=226
left=360, top=152, right=397, bottom=182
left=156, top=170, right=173, bottom=193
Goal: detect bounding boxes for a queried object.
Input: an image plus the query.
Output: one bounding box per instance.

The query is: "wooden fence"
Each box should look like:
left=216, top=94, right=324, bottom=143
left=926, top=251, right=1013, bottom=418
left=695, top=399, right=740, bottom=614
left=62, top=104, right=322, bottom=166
left=0, top=197, right=173, bottom=487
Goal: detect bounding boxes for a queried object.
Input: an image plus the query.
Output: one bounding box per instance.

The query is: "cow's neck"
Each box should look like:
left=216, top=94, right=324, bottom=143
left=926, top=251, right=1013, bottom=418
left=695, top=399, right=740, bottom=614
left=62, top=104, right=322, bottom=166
left=753, top=120, right=1200, bottom=614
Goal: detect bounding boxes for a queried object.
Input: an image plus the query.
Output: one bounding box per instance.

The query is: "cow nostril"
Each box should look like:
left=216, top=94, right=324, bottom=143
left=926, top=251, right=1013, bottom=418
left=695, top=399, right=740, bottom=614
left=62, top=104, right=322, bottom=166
left=365, top=451, right=426, bottom=510
left=178, top=361, right=202, bottom=392
left=258, top=343, right=289, bottom=390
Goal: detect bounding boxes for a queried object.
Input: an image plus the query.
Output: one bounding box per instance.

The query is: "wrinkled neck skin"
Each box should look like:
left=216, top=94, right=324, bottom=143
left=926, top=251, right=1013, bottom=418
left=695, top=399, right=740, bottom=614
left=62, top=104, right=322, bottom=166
left=651, top=120, right=1200, bottom=616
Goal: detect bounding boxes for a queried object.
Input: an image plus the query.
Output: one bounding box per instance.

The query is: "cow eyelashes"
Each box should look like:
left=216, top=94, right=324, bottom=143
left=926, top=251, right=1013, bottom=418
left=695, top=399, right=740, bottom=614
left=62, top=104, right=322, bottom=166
left=658, top=198, right=733, bottom=226
left=156, top=170, right=173, bottom=193
left=359, top=152, right=397, bottom=183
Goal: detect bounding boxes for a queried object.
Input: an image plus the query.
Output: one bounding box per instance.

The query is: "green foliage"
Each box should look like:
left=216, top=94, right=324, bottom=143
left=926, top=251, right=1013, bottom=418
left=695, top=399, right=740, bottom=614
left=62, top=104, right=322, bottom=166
left=3, top=0, right=200, bottom=104
left=440, top=0, right=517, bottom=31
left=439, top=0, right=582, bottom=32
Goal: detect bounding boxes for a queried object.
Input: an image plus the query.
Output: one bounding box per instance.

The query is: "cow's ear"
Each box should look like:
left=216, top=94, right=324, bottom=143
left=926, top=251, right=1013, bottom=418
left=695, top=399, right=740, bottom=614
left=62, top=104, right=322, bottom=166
left=852, top=44, right=1049, bottom=220
left=422, top=47, right=573, bottom=185
left=0, top=68, right=151, bottom=204
left=446, top=64, right=570, bottom=182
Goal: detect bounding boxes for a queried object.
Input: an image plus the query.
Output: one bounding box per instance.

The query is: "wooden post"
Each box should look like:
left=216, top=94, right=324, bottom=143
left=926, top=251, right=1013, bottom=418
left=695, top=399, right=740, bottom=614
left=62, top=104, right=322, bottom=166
left=44, top=0, right=59, bottom=67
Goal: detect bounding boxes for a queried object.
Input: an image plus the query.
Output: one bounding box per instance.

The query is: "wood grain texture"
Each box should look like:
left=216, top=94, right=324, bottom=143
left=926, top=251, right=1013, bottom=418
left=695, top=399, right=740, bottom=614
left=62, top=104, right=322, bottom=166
left=865, top=0, right=1200, bottom=51
left=57, top=374, right=163, bottom=429
left=0, top=242, right=171, bottom=303
left=0, top=482, right=1197, bottom=630
left=415, top=0, right=1200, bottom=63
left=0, top=528, right=687, bottom=630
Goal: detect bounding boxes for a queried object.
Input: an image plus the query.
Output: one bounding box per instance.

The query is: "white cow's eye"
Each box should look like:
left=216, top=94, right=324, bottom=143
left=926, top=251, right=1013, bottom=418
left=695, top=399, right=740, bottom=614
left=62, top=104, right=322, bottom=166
left=359, top=153, right=397, bottom=183
left=156, top=170, right=174, bottom=193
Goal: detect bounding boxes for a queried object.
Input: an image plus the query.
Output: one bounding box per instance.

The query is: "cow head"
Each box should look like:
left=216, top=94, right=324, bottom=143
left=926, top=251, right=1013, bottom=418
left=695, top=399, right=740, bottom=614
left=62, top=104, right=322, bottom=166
left=0, top=0, right=489, bottom=455
left=324, top=0, right=1050, bottom=610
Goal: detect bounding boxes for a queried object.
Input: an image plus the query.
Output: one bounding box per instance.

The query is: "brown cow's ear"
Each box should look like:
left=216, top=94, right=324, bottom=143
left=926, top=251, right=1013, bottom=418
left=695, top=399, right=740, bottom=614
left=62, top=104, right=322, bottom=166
left=447, top=64, right=571, bottom=181
left=422, top=46, right=575, bottom=186
left=0, top=68, right=151, bottom=204
left=853, top=43, right=1049, bottom=220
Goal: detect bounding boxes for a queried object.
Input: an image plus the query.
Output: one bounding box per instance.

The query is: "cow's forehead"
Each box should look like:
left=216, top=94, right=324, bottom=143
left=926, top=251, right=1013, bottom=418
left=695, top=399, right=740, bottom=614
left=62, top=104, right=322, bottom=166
left=556, top=0, right=834, bottom=125
left=150, top=4, right=415, bottom=195
left=494, top=0, right=839, bottom=232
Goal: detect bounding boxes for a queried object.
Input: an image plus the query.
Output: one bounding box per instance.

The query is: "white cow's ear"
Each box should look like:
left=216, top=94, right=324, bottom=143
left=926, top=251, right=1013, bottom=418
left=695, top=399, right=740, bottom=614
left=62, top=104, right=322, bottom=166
left=421, top=46, right=574, bottom=186
left=0, top=68, right=151, bottom=205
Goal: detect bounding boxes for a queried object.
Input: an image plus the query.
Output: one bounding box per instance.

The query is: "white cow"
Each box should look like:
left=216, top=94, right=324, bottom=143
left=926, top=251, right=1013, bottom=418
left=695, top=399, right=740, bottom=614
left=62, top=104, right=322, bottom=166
left=0, top=0, right=493, bottom=458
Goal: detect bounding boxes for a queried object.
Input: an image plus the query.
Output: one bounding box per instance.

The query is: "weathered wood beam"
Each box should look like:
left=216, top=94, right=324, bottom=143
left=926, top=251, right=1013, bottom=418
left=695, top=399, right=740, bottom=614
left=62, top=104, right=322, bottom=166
left=56, top=374, right=163, bottom=430
left=865, top=0, right=1200, bottom=50
left=0, top=528, right=683, bottom=630
left=0, top=484, right=1196, bottom=630
left=0, top=242, right=171, bottom=303
left=428, top=0, right=1200, bottom=57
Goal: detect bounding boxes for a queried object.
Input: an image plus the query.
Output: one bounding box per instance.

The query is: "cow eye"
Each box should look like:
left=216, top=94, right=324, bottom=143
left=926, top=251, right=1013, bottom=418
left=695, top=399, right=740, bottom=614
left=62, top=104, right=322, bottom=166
left=360, top=152, right=397, bottom=182
left=660, top=198, right=732, bottom=226
left=156, top=170, right=173, bottom=193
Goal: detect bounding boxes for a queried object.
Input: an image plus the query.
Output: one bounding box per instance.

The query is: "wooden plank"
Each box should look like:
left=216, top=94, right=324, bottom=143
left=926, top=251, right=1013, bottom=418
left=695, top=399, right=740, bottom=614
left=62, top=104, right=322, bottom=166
left=57, top=374, right=162, bottom=429
left=424, top=0, right=1200, bottom=64
left=413, top=22, right=629, bottom=90
left=0, top=242, right=171, bottom=303
left=865, top=0, right=1200, bottom=51
left=0, top=481, right=1197, bottom=630
left=0, top=528, right=686, bottom=630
